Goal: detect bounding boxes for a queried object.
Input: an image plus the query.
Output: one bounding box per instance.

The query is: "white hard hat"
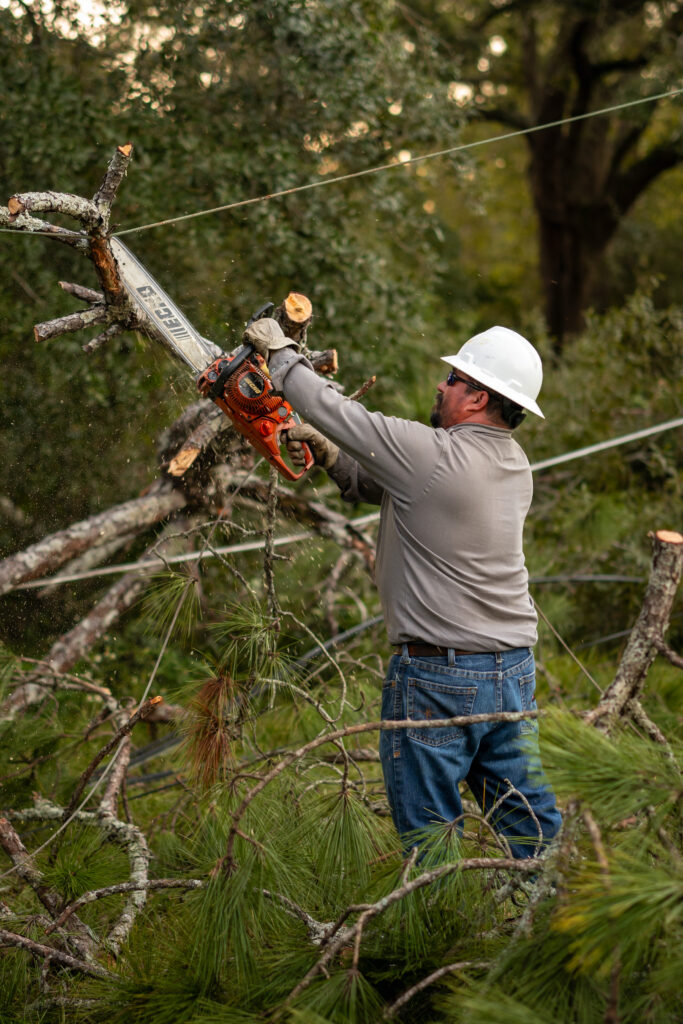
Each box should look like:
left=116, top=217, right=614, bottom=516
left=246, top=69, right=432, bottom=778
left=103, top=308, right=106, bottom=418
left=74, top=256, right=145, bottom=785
left=441, top=326, right=544, bottom=418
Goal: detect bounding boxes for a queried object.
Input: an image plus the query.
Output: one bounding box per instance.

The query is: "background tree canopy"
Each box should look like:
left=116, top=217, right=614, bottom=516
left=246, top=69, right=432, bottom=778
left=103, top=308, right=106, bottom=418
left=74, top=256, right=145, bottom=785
left=0, top=2, right=681, bottom=1022
left=399, top=0, right=683, bottom=343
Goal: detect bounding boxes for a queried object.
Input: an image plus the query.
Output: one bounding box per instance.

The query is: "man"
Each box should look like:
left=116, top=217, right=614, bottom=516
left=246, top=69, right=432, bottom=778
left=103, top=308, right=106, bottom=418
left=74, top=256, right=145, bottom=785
left=246, top=319, right=562, bottom=858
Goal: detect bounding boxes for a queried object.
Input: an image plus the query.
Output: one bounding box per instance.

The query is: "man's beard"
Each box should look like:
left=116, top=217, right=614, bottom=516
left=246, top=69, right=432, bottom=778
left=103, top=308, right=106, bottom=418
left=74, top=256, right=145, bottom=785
left=430, top=395, right=442, bottom=428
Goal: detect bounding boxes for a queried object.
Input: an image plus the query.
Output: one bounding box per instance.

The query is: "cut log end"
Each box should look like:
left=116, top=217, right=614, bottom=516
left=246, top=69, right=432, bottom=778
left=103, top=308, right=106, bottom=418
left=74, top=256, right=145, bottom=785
left=654, top=530, right=683, bottom=545
left=168, top=446, right=201, bottom=477
left=309, top=348, right=338, bottom=375
left=7, top=196, right=25, bottom=217
left=118, top=143, right=134, bottom=157
left=284, top=293, right=313, bottom=324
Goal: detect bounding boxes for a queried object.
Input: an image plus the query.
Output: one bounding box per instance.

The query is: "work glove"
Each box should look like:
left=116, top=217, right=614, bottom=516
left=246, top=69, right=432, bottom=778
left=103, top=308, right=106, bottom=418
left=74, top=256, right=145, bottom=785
left=244, top=318, right=297, bottom=359
left=285, top=423, right=339, bottom=471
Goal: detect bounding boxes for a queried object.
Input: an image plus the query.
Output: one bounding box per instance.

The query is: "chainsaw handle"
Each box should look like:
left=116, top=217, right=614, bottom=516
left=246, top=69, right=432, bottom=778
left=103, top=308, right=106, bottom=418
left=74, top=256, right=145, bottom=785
left=279, top=426, right=315, bottom=478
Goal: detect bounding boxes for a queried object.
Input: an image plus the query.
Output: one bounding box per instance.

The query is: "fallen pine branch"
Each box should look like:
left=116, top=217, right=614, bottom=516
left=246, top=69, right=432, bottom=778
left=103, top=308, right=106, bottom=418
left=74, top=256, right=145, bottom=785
left=383, top=959, right=490, bottom=1018
left=61, top=697, right=164, bottom=825
left=45, top=877, right=205, bottom=935
left=10, top=798, right=152, bottom=957
left=278, top=857, right=538, bottom=1013
left=217, top=710, right=541, bottom=875
left=0, top=927, right=113, bottom=980
left=0, top=818, right=96, bottom=961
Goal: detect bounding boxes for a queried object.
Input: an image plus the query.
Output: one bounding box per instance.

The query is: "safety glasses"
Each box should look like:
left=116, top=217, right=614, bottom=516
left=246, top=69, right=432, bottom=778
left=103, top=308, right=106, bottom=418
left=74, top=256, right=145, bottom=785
left=446, top=369, right=487, bottom=390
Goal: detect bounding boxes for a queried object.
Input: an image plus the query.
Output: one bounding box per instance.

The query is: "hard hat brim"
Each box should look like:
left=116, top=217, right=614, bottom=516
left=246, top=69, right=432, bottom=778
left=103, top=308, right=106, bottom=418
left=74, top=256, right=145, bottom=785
left=440, top=355, right=545, bottom=419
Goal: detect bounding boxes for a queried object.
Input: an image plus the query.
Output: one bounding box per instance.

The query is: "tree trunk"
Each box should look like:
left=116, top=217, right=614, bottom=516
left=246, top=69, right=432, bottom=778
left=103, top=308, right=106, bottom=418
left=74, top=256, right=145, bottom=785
left=528, top=125, right=620, bottom=347
left=0, top=481, right=186, bottom=596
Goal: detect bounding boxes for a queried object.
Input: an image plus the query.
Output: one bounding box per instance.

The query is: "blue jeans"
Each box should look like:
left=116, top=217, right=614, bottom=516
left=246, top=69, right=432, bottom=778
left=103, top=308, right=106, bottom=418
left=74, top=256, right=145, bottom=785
left=379, top=646, right=562, bottom=859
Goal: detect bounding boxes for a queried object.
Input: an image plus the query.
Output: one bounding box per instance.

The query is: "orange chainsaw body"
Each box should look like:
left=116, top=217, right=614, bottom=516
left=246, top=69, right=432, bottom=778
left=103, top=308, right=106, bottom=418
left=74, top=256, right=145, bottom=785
left=197, top=346, right=313, bottom=481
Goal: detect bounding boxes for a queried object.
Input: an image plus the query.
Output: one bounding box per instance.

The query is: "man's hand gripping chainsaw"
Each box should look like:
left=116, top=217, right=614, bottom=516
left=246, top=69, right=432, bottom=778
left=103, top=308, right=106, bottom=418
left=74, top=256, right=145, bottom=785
left=111, top=239, right=313, bottom=481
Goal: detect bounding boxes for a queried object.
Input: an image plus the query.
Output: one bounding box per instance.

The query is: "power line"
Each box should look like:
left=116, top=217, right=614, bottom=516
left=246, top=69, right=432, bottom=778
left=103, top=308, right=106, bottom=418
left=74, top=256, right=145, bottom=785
left=2, top=89, right=679, bottom=241
left=112, top=88, right=683, bottom=237
left=528, top=417, right=683, bottom=471
left=12, top=416, right=682, bottom=591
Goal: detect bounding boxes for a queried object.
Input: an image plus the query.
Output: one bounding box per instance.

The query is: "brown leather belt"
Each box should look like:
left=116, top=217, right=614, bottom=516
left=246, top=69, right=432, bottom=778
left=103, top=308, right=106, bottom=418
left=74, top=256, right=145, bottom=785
left=394, top=642, right=475, bottom=657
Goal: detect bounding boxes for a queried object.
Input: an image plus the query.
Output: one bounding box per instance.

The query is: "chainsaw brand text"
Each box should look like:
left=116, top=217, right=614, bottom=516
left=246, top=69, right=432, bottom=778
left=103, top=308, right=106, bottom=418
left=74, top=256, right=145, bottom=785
left=136, top=285, right=194, bottom=342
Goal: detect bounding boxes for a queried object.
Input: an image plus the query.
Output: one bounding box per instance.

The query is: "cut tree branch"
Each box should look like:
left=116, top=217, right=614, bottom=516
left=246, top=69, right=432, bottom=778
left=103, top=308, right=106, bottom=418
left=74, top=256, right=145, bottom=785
left=34, top=304, right=108, bottom=343
left=280, top=857, right=536, bottom=1011
left=61, top=697, right=163, bottom=824
left=7, top=192, right=100, bottom=228
left=11, top=797, right=152, bottom=957
left=384, top=960, right=490, bottom=1018
left=59, top=280, right=104, bottom=304
left=45, top=878, right=205, bottom=934
left=218, top=710, right=540, bottom=875
left=93, top=144, right=133, bottom=217
left=0, top=205, right=89, bottom=249
left=0, top=818, right=95, bottom=961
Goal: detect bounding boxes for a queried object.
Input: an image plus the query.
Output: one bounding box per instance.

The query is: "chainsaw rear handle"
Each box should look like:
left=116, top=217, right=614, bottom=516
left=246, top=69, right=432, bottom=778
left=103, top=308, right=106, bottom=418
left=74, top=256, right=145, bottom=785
left=280, top=416, right=315, bottom=476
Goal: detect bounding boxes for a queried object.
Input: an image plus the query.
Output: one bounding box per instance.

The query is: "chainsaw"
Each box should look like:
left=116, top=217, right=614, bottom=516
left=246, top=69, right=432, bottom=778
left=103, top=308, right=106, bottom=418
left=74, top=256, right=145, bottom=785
left=110, top=238, right=313, bottom=481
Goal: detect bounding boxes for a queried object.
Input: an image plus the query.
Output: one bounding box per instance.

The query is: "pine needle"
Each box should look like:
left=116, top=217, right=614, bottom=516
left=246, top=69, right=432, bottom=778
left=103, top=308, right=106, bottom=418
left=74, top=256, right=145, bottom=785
left=291, top=968, right=384, bottom=1024
left=140, top=571, right=200, bottom=642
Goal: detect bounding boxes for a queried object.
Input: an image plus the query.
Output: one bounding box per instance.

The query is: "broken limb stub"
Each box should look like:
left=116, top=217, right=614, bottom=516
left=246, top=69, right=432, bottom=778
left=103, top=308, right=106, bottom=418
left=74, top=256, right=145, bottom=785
left=586, top=529, right=683, bottom=733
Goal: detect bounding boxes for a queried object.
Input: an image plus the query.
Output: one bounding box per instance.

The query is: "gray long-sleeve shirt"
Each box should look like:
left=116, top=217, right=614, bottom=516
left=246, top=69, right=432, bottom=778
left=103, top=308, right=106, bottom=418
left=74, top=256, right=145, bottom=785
left=270, top=350, right=538, bottom=652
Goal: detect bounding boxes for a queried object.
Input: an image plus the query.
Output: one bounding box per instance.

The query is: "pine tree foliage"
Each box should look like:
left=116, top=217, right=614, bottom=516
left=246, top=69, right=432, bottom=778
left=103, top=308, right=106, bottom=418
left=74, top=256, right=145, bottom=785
left=142, top=573, right=202, bottom=644
left=0, top=296, right=681, bottom=1021
left=539, top=710, right=681, bottom=824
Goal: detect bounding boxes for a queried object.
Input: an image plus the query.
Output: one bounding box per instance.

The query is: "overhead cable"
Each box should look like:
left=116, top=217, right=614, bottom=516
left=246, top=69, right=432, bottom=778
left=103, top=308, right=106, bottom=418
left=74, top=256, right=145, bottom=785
left=4, top=91, right=677, bottom=239
left=111, top=88, right=683, bottom=237
left=528, top=416, right=683, bottom=471
left=13, top=416, right=682, bottom=590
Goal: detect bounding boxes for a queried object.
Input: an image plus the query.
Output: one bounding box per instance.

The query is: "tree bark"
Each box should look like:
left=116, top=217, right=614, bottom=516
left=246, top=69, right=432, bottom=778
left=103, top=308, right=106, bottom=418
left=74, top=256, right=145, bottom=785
left=0, top=481, right=186, bottom=595
left=0, top=928, right=112, bottom=980
left=586, top=530, right=683, bottom=732
left=465, top=6, right=683, bottom=347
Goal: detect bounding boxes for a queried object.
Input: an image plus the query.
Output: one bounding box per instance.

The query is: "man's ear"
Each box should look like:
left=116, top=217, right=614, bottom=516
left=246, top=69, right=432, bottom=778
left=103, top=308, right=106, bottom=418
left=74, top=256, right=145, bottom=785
left=468, top=388, right=489, bottom=411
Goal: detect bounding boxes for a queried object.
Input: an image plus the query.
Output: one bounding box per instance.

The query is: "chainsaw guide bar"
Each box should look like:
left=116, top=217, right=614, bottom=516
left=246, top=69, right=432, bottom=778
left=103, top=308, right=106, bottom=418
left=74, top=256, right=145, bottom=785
left=111, top=237, right=314, bottom=480
left=111, top=237, right=220, bottom=373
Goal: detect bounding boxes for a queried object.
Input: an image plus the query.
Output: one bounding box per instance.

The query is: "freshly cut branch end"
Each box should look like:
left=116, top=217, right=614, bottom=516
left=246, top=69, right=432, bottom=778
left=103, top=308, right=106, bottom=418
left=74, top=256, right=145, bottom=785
left=310, top=349, right=338, bottom=375
left=654, top=530, right=683, bottom=545
left=118, top=143, right=133, bottom=158
left=276, top=292, right=313, bottom=345
left=168, top=446, right=201, bottom=477
left=284, top=293, right=312, bottom=323
left=7, top=196, right=25, bottom=219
